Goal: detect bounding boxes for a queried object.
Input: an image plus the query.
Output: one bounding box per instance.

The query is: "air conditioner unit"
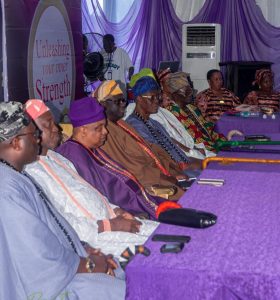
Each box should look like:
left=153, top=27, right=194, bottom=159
left=182, top=23, right=221, bottom=93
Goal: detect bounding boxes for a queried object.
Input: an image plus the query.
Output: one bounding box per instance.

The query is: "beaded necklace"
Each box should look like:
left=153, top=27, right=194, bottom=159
left=0, top=159, right=78, bottom=254
left=133, top=111, right=189, bottom=163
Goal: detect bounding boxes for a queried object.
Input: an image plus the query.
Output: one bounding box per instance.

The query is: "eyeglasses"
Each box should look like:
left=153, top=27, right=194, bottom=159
left=141, top=94, right=162, bottom=102
left=16, top=129, right=41, bottom=139
left=106, top=98, right=127, bottom=105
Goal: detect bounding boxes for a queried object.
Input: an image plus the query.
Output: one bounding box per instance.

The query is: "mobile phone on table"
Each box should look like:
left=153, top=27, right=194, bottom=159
left=160, top=242, right=184, bottom=254
left=244, top=135, right=270, bottom=141
left=152, top=234, right=191, bottom=243
left=177, top=178, right=196, bottom=190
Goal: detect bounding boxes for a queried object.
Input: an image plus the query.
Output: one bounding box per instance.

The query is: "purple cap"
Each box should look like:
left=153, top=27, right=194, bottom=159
left=69, top=97, right=105, bottom=128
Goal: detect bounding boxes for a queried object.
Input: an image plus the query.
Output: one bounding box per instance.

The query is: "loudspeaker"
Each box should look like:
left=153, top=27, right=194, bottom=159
left=220, top=61, right=272, bottom=101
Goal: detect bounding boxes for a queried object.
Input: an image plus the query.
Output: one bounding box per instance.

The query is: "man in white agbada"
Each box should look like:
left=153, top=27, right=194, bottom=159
left=25, top=99, right=158, bottom=259
left=0, top=101, right=125, bottom=300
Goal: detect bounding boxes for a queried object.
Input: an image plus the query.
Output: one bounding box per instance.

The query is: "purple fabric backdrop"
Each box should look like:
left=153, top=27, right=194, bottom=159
left=82, top=0, right=183, bottom=71
left=191, top=0, right=280, bottom=90
left=82, top=0, right=280, bottom=89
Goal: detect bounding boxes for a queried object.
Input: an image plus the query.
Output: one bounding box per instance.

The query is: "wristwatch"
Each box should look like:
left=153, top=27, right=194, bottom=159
left=85, top=256, right=95, bottom=273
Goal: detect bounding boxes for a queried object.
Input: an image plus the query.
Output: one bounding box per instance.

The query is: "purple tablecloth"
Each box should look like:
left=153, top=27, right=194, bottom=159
left=215, top=114, right=280, bottom=136
left=125, top=168, right=280, bottom=299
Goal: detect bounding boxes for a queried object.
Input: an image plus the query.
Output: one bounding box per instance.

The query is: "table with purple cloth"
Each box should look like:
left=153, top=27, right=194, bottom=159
left=214, top=113, right=280, bottom=137
left=125, top=168, right=280, bottom=299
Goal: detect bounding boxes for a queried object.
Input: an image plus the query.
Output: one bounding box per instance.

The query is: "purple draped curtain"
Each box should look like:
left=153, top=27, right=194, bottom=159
left=191, top=0, right=280, bottom=90
left=82, top=0, right=280, bottom=89
left=82, top=0, right=183, bottom=71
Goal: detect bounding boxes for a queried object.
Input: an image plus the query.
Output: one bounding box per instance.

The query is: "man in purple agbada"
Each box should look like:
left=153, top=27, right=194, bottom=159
left=56, top=97, right=165, bottom=219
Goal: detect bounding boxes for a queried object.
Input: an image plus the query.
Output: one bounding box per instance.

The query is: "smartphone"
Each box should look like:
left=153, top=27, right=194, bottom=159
left=177, top=179, right=195, bottom=190
left=160, top=242, right=184, bottom=254
left=152, top=234, right=191, bottom=243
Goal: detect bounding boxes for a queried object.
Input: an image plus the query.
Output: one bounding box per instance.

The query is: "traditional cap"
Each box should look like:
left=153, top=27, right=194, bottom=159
left=164, top=72, right=192, bottom=98
left=157, top=68, right=172, bottom=82
left=165, top=72, right=188, bottom=89
left=94, top=80, right=123, bottom=102
left=253, top=69, right=273, bottom=86
left=0, top=101, right=30, bottom=142
left=132, top=76, right=160, bottom=97
left=25, top=99, right=50, bottom=120
left=69, top=97, right=105, bottom=128
left=130, top=68, right=156, bottom=88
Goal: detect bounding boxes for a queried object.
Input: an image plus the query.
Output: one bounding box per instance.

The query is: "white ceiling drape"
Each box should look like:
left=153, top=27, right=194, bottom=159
left=171, top=0, right=280, bottom=27
left=96, top=0, right=280, bottom=27
left=255, top=0, right=280, bottom=27
left=171, top=0, right=206, bottom=22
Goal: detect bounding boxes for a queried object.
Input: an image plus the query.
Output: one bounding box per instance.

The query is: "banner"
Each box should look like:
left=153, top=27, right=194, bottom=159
left=3, top=0, right=83, bottom=118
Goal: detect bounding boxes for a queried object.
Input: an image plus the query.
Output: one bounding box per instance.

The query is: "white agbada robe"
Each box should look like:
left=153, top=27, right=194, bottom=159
left=0, top=163, right=125, bottom=300
left=25, top=150, right=159, bottom=259
left=124, top=103, right=216, bottom=159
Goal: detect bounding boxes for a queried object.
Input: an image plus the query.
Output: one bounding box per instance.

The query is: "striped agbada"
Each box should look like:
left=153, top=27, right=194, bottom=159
left=244, top=91, right=280, bottom=112
left=195, top=87, right=240, bottom=123
left=244, top=69, right=280, bottom=112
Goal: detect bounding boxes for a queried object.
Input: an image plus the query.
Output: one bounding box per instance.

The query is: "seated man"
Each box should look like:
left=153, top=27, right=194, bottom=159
left=125, top=102, right=214, bottom=159
left=0, top=101, right=125, bottom=300
left=25, top=99, right=158, bottom=258
left=57, top=97, right=166, bottom=219
left=125, top=68, right=214, bottom=159
left=160, top=70, right=225, bottom=152
left=94, top=80, right=186, bottom=199
left=125, top=76, right=202, bottom=178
